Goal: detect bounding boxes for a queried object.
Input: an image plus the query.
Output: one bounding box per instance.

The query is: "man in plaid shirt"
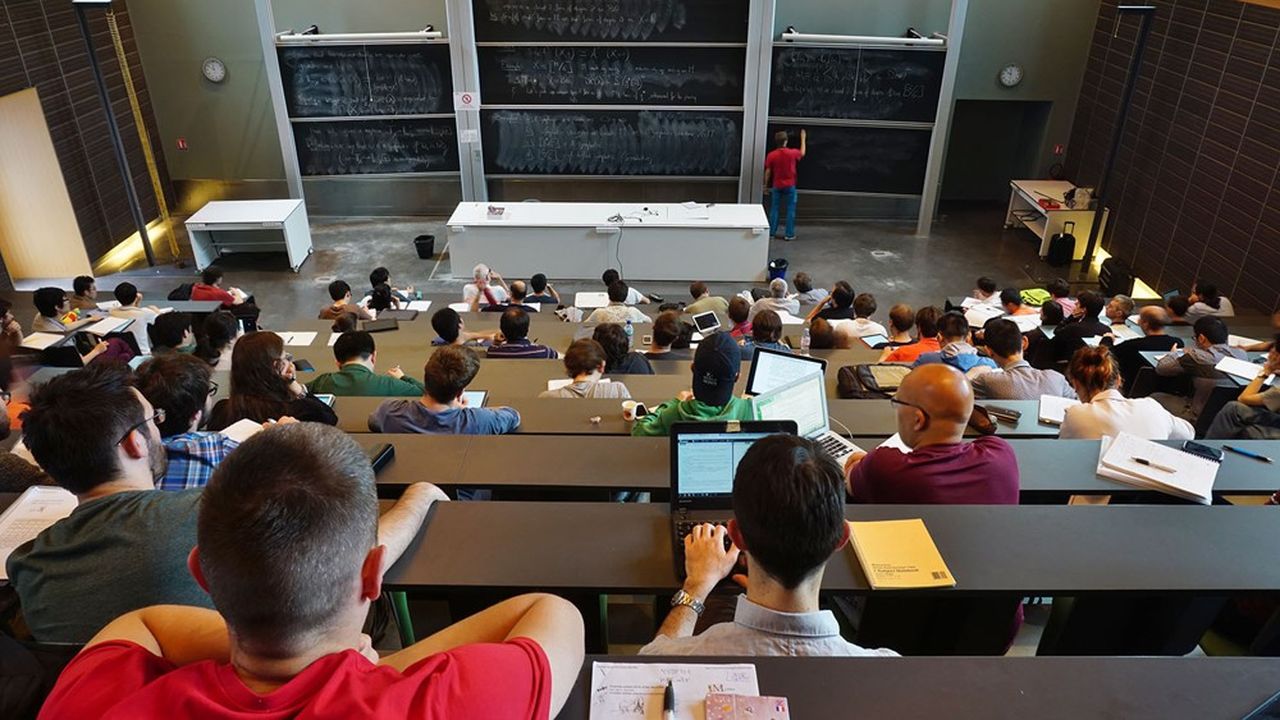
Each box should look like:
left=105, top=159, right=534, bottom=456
left=133, top=354, right=243, bottom=490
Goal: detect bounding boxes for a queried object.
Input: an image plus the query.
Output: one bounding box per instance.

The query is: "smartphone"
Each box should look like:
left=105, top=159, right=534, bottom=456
left=314, top=393, right=336, bottom=407
left=366, top=443, right=395, bottom=473
left=984, top=405, right=1023, bottom=423
left=293, top=358, right=315, bottom=372
left=1182, top=440, right=1224, bottom=463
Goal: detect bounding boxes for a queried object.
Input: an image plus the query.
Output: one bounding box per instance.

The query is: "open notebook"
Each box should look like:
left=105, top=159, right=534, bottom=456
left=1095, top=433, right=1219, bottom=504
left=1038, top=394, right=1080, bottom=425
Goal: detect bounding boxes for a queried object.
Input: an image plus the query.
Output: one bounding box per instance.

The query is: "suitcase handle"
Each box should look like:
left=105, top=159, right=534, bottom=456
left=1062, top=221, right=1076, bottom=233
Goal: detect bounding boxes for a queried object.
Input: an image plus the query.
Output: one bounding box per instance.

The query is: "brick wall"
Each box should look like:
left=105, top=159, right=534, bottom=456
left=1065, top=0, right=1280, bottom=312
left=0, top=0, right=170, bottom=284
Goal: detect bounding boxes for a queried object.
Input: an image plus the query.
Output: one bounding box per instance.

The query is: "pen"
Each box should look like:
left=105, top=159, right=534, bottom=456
left=1132, top=457, right=1176, bottom=473
left=1224, top=445, right=1274, bottom=464
left=664, top=680, right=675, bottom=720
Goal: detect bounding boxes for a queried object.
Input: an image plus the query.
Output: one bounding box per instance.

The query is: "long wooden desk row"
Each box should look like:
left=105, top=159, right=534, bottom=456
left=357, top=435, right=1280, bottom=497
left=336, top=397, right=1056, bottom=437
left=556, top=656, right=1280, bottom=719
left=383, top=502, right=1280, bottom=594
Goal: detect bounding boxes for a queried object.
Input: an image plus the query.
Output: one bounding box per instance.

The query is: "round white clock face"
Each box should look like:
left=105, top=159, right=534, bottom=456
left=202, top=57, right=227, bottom=84
left=999, top=63, right=1024, bottom=88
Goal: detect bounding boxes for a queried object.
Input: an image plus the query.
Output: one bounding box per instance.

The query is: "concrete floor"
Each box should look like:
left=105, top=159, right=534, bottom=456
left=87, top=202, right=1098, bottom=328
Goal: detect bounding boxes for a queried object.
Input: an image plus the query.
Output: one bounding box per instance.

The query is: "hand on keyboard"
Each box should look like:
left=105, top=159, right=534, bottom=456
left=682, top=523, right=741, bottom=596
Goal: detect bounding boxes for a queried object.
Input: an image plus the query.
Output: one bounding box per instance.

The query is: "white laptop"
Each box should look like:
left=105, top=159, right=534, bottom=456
left=691, top=311, right=721, bottom=335
left=751, top=371, right=863, bottom=463
left=745, top=346, right=826, bottom=395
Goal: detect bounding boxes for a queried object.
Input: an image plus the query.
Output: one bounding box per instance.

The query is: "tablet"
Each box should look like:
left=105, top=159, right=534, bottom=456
left=462, top=390, right=487, bottom=407
left=314, top=393, right=336, bottom=407
left=859, top=333, right=889, bottom=348
left=744, top=346, right=826, bottom=395
left=691, top=311, right=721, bottom=334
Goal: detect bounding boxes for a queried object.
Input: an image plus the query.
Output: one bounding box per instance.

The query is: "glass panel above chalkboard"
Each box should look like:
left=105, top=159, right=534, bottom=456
left=279, top=44, right=454, bottom=118
left=472, top=0, right=750, bottom=43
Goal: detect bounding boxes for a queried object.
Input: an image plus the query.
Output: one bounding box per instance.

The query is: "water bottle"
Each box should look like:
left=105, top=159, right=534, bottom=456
left=800, top=327, right=811, bottom=355
left=624, top=320, right=634, bottom=347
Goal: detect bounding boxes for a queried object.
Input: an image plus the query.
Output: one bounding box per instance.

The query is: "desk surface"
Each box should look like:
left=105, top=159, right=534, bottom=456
left=557, top=656, right=1280, bottom=720
left=187, top=199, right=303, bottom=225
left=384, top=502, right=1280, bottom=594
left=447, top=202, right=767, bottom=229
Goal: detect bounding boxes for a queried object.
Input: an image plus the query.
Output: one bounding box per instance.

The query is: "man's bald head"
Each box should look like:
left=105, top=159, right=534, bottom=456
left=898, top=364, right=973, bottom=424
left=1138, top=305, right=1169, bottom=334
left=509, top=280, right=527, bottom=301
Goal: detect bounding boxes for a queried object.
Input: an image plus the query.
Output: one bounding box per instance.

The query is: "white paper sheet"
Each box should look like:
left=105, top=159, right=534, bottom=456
left=1229, top=334, right=1262, bottom=348
left=220, top=418, right=266, bottom=444
left=406, top=300, right=433, bottom=312
left=278, top=332, right=317, bottom=347
left=1038, top=394, right=1081, bottom=425
left=1007, top=313, right=1042, bottom=333
left=20, top=333, right=65, bottom=350
left=0, top=486, right=78, bottom=580
left=328, top=333, right=342, bottom=347
left=589, top=662, right=758, bottom=720
left=96, top=300, right=122, bottom=310
left=1216, top=355, right=1266, bottom=382
left=83, top=316, right=132, bottom=336
left=575, top=292, right=610, bottom=309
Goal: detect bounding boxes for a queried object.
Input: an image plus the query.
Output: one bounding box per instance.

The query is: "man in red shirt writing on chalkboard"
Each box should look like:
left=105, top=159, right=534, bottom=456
left=763, top=128, right=806, bottom=242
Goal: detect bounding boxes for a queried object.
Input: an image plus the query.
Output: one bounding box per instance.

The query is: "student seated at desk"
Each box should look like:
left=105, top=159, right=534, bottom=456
left=369, top=265, right=411, bottom=303
left=109, top=281, right=161, bottom=354
left=912, top=311, right=996, bottom=374
left=463, top=263, right=509, bottom=306
left=727, top=296, right=752, bottom=339
left=1023, top=300, right=1065, bottom=370
left=206, top=332, right=338, bottom=430
left=644, top=311, right=693, bottom=361
left=319, top=279, right=374, bottom=322
left=881, top=306, right=942, bottom=364
left=149, top=311, right=196, bottom=354
left=641, top=434, right=897, bottom=658
left=31, top=286, right=77, bottom=333
left=877, top=304, right=916, bottom=349
left=594, top=323, right=654, bottom=375
left=1059, top=346, right=1193, bottom=440
left=430, top=308, right=496, bottom=347
left=370, top=345, right=520, bottom=435
left=1000, top=288, right=1038, bottom=317
left=194, top=310, right=239, bottom=371
left=1207, top=338, right=1280, bottom=439
left=486, top=308, right=558, bottom=359
left=972, top=276, right=999, bottom=305
left=1051, top=290, right=1110, bottom=363
left=1236, top=310, right=1280, bottom=352
left=8, top=365, right=214, bottom=643
left=971, top=319, right=1076, bottom=401
left=832, top=292, right=887, bottom=340
left=525, top=272, right=560, bottom=305
left=748, top=278, right=799, bottom=322
left=539, top=339, right=632, bottom=399
left=602, top=267, right=650, bottom=305
left=1152, top=316, right=1248, bottom=420
left=740, top=310, right=790, bottom=356
left=474, top=279, right=540, bottom=313
left=192, top=268, right=260, bottom=331
left=585, top=281, right=651, bottom=325
left=807, top=281, right=857, bottom=322
left=38, top=423, right=585, bottom=720
left=1048, top=278, right=1077, bottom=316
left=367, top=283, right=398, bottom=313
left=791, top=271, right=829, bottom=305
left=134, top=353, right=248, bottom=490
left=1101, top=306, right=1181, bottom=392
left=632, top=332, right=753, bottom=437
left=0, top=298, right=23, bottom=353
left=809, top=317, right=837, bottom=350
left=1187, top=280, right=1235, bottom=319
left=1105, top=294, right=1135, bottom=329
left=70, top=275, right=98, bottom=313
left=1166, top=294, right=1193, bottom=325
left=685, top=280, right=729, bottom=322
left=309, top=331, right=424, bottom=397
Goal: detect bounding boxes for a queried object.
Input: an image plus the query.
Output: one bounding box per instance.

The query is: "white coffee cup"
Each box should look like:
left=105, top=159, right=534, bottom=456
left=622, top=400, right=640, bottom=422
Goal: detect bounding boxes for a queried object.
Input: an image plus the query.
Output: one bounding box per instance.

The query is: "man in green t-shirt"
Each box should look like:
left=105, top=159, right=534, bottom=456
left=632, top=331, right=753, bottom=436
left=309, top=331, right=425, bottom=397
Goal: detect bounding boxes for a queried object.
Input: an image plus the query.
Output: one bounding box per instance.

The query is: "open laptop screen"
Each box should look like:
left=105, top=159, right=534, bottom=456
left=745, top=346, right=826, bottom=395
left=752, top=372, right=828, bottom=439
left=673, top=431, right=774, bottom=498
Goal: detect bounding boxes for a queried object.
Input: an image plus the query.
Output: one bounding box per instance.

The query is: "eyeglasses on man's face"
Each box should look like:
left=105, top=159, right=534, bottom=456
left=118, top=408, right=166, bottom=445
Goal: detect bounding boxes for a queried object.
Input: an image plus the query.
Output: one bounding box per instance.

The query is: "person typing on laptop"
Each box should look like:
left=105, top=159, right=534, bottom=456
left=631, top=332, right=753, bottom=437
left=641, top=434, right=896, bottom=657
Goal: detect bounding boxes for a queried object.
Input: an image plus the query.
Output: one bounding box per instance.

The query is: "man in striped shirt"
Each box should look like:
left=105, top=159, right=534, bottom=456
left=487, top=308, right=559, bottom=359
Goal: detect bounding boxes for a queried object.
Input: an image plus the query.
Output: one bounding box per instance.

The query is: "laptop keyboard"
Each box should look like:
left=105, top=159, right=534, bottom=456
left=817, top=433, right=854, bottom=459
left=676, top=520, right=734, bottom=551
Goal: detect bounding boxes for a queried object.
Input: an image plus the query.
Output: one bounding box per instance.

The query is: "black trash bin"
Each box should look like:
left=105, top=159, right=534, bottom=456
left=767, top=258, right=788, bottom=280
left=414, top=234, right=435, bottom=259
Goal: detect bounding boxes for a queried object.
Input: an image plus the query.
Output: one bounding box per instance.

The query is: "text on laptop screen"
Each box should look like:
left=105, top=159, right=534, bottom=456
left=748, top=349, right=825, bottom=394
left=675, top=432, right=772, bottom=497
left=752, top=373, right=827, bottom=438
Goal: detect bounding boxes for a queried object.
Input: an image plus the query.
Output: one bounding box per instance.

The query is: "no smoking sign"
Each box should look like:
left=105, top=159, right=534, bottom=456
left=453, top=91, right=480, bottom=111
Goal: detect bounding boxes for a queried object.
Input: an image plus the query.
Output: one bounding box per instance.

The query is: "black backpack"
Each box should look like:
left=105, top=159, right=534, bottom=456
left=167, top=283, right=194, bottom=301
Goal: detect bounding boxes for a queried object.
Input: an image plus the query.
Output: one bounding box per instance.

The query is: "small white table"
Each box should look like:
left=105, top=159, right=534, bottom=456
left=1004, top=180, right=1109, bottom=261
left=185, top=200, right=314, bottom=272
left=446, top=202, right=769, bottom=281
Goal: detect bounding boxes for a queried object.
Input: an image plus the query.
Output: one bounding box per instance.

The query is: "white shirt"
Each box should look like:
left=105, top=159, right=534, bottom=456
left=585, top=303, right=651, bottom=325
left=1187, top=297, right=1235, bottom=319
left=462, top=283, right=508, bottom=305
left=748, top=296, right=800, bottom=322
left=831, top=317, right=888, bottom=338
left=623, top=286, right=647, bottom=305
left=109, top=305, right=159, bottom=354
left=1059, top=389, right=1194, bottom=440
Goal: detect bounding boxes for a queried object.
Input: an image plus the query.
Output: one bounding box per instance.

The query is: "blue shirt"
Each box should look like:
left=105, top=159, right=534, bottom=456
left=369, top=399, right=521, bottom=435
left=158, top=432, right=240, bottom=491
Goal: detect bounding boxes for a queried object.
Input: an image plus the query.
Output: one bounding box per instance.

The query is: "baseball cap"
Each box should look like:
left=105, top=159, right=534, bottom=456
left=691, top=331, right=741, bottom=406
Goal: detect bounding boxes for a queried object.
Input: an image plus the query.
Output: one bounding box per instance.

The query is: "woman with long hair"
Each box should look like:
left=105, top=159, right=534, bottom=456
left=206, top=331, right=337, bottom=430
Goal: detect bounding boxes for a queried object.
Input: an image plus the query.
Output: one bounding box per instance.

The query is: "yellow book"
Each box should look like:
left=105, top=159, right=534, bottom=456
left=847, top=519, right=957, bottom=590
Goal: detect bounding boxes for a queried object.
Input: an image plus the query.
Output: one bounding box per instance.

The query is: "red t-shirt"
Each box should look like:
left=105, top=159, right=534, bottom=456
left=849, top=436, right=1020, bottom=505
left=882, top=338, right=941, bottom=364
left=191, top=283, right=237, bottom=308
left=39, top=638, right=551, bottom=720
left=764, top=147, right=803, bottom=188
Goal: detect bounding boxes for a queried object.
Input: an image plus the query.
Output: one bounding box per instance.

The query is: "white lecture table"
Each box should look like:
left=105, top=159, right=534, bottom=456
left=185, top=199, right=314, bottom=272
left=1004, top=180, right=1108, bottom=261
left=446, top=202, right=769, bottom=282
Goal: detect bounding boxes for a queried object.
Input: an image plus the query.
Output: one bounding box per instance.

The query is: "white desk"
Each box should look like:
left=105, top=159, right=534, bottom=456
left=1004, top=180, right=1108, bottom=261
left=446, top=202, right=769, bottom=281
left=185, top=200, right=314, bottom=273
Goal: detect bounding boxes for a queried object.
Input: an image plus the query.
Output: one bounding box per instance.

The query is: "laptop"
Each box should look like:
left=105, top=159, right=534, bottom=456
left=361, top=318, right=399, bottom=333
left=669, top=420, right=796, bottom=576
left=377, top=309, right=418, bottom=321
left=751, top=371, right=864, bottom=464
left=744, top=346, right=827, bottom=395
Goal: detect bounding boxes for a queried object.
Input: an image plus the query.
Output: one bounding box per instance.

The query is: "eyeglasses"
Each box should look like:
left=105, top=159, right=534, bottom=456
left=889, top=397, right=931, bottom=422
left=118, top=408, right=165, bottom=445
left=207, top=380, right=219, bottom=397
left=281, top=353, right=295, bottom=364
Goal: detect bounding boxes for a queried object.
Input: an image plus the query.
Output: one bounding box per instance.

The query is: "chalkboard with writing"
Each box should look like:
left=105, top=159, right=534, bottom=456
left=477, top=46, right=745, bottom=106
left=769, top=46, right=944, bottom=123
left=768, top=125, right=930, bottom=194
left=483, top=110, right=741, bottom=176
left=472, top=0, right=750, bottom=43
left=279, top=44, right=454, bottom=118
left=292, top=119, right=460, bottom=175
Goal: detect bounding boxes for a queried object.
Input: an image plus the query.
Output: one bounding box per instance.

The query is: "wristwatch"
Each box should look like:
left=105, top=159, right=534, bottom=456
left=670, top=589, right=705, bottom=616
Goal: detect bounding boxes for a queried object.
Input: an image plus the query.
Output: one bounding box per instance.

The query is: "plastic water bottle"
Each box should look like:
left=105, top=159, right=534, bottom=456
left=624, top=320, right=634, bottom=347
left=800, top=327, right=811, bottom=355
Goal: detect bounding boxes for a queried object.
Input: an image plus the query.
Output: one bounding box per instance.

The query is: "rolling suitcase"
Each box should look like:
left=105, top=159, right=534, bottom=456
left=1046, top=221, right=1076, bottom=267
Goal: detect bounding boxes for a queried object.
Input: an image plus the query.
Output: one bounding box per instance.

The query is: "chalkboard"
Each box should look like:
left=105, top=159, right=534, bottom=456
left=293, top=120, right=460, bottom=175
left=279, top=44, right=453, bottom=118
left=472, top=0, right=750, bottom=42
left=477, top=46, right=745, bottom=106
left=768, top=125, right=930, bottom=194
left=483, top=110, right=741, bottom=176
left=769, top=47, right=944, bottom=123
